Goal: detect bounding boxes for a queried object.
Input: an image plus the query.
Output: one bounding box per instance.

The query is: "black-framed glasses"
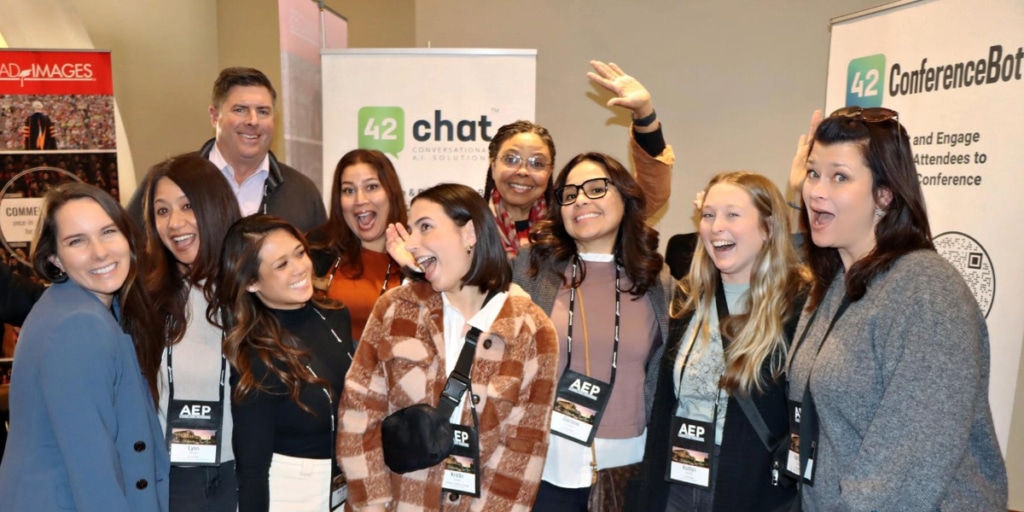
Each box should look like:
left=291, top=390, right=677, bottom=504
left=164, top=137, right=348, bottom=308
left=555, top=177, right=613, bottom=206
left=499, top=152, right=551, bottom=172
left=830, top=106, right=903, bottom=153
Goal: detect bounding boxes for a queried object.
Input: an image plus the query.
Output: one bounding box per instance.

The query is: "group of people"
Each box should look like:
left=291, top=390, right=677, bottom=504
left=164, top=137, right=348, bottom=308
left=0, top=61, right=1008, bottom=512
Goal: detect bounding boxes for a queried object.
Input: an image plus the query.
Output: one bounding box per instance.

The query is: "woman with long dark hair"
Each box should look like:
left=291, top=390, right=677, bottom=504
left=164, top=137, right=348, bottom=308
left=787, top=108, right=1006, bottom=510
left=141, top=153, right=242, bottom=511
left=512, top=153, right=673, bottom=511
left=214, top=215, right=354, bottom=511
left=338, top=183, right=559, bottom=511
left=307, top=149, right=407, bottom=341
left=0, top=183, right=168, bottom=511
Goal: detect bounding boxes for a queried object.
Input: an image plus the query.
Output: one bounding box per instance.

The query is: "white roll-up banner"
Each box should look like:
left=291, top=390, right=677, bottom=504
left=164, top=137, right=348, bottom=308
left=321, top=48, right=536, bottom=202
left=827, top=0, right=1024, bottom=451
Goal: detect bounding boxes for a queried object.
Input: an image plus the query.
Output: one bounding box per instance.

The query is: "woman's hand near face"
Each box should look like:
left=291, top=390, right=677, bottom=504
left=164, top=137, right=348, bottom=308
left=790, top=109, right=823, bottom=200
left=587, top=60, right=658, bottom=131
left=385, top=223, right=421, bottom=273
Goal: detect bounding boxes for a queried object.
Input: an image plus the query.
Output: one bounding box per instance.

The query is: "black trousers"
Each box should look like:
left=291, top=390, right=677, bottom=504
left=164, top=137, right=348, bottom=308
left=170, top=461, right=238, bottom=512
left=531, top=480, right=591, bottom=512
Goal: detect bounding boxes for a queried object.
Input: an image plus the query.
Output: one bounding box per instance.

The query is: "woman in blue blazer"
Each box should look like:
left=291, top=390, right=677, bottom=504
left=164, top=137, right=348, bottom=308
left=0, top=183, right=169, bottom=512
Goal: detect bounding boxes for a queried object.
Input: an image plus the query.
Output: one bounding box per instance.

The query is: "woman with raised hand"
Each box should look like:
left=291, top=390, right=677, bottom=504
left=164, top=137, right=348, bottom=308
left=307, top=149, right=407, bottom=341
left=628, top=171, right=808, bottom=511
left=387, top=61, right=674, bottom=263
left=214, top=214, right=354, bottom=511
left=338, top=183, right=559, bottom=511
left=787, top=107, right=1006, bottom=510
left=141, top=154, right=242, bottom=511
left=511, top=153, right=673, bottom=512
left=0, top=182, right=169, bottom=512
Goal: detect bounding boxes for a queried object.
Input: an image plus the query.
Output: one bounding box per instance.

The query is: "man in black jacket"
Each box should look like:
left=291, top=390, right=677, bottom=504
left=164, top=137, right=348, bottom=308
left=128, top=67, right=326, bottom=232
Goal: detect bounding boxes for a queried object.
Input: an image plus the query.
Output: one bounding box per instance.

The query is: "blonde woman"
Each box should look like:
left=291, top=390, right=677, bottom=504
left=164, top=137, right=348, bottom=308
left=628, top=172, right=807, bottom=511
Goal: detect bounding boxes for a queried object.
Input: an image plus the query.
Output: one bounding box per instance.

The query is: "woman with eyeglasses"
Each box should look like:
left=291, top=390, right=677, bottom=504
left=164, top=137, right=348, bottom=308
left=786, top=107, right=1007, bottom=510
left=307, top=149, right=407, bottom=341
left=626, top=172, right=807, bottom=512
left=387, top=61, right=674, bottom=261
left=338, top=183, right=559, bottom=511
left=512, top=153, right=673, bottom=512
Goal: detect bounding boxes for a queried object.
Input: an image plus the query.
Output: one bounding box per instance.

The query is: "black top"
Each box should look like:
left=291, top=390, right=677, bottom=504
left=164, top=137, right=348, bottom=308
left=625, top=291, right=806, bottom=512
left=0, top=261, right=45, bottom=329
left=231, top=303, right=353, bottom=512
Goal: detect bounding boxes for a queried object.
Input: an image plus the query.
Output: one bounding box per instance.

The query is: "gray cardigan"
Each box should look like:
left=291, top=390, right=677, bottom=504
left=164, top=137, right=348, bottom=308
left=512, top=247, right=673, bottom=423
left=787, top=250, right=1007, bottom=511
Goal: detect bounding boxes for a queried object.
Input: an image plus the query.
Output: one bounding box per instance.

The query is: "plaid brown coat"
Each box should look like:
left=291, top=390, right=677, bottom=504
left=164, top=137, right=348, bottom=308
left=337, top=281, right=559, bottom=511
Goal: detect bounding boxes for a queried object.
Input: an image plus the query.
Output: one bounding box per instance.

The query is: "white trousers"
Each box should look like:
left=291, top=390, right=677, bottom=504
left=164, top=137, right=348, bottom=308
left=268, top=453, right=332, bottom=511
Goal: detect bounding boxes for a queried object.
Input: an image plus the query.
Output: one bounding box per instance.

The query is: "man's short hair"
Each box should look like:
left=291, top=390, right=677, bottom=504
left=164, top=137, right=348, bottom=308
left=211, top=67, right=277, bottom=107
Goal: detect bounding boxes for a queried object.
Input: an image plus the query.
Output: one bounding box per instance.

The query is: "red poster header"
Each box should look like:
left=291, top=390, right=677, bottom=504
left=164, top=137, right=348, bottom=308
left=0, top=50, right=113, bottom=95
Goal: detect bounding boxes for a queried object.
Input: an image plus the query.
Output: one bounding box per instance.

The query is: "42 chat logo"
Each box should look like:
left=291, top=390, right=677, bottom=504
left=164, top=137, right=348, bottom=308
left=846, top=54, right=886, bottom=108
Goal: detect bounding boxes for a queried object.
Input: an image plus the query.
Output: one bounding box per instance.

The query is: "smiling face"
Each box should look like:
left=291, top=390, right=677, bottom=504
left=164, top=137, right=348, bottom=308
left=248, top=229, right=313, bottom=310
left=490, top=132, right=553, bottom=219
left=49, top=198, right=131, bottom=307
left=340, top=162, right=391, bottom=252
left=405, top=199, right=476, bottom=295
left=208, top=85, right=275, bottom=169
left=152, top=177, right=199, bottom=267
left=560, top=161, right=624, bottom=254
left=699, top=182, right=767, bottom=285
left=803, top=142, right=890, bottom=268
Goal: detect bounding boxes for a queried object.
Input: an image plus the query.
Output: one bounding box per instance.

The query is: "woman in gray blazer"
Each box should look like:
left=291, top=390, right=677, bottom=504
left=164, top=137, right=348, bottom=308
left=0, top=183, right=169, bottom=512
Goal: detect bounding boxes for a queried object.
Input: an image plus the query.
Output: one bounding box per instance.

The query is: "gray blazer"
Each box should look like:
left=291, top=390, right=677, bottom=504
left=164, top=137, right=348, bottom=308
left=512, top=247, right=674, bottom=422
left=0, top=279, right=170, bottom=512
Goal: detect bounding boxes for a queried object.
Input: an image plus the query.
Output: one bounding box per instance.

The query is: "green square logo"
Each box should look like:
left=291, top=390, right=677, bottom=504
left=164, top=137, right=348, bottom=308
left=846, top=55, right=886, bottom=108
left=358, top=106, right=404, bottom=158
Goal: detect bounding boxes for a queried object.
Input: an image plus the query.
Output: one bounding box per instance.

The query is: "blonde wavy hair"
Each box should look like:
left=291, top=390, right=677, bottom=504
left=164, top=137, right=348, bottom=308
left=672, top=171, right=809, bottom=396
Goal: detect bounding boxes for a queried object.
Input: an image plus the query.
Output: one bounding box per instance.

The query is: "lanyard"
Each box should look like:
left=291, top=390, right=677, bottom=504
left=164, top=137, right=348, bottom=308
left=166, top=344, right=226, bottom=405
left=674, top=280, right=734, bottom=425
left=564, top=257, right=621, bottom=387
left=786, top=293, right=852, bottom=386
left=305, top=306, right=354, bottom=473
left=324, top=256, right=394, bottom=297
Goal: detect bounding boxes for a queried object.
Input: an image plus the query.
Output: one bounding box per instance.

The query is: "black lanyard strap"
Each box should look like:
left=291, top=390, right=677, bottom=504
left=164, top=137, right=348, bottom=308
left=787, top=293, right=853, bottom=385
left=166, top=343, right=226, bottom=404
left=564, top=257, right=621, bottom=386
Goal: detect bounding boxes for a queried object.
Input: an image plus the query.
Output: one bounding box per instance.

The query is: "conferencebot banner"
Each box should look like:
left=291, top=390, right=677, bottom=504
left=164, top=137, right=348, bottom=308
left=321, top=49, right=536, bottom=202
left=827, top=0, right=1024, bottom=450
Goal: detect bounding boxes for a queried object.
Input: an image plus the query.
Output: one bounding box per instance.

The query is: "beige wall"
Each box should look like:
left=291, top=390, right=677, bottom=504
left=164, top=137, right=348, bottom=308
left=326, top=0, right=415, bottom=48
left=70, top=0, right=219, bottom=185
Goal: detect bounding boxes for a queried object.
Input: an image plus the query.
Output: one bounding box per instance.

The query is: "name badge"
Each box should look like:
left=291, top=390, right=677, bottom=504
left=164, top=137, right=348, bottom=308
left=165, top=398, right=223, bottom=466
left=787, top=399, right=816, bottom=483
left=442, top=424, right=481, bottom=497
left=665, top=417, right=715, bottom=488
left=330, top=472, right=347, bottom=510
left=549, top=370, right=612, bottom=446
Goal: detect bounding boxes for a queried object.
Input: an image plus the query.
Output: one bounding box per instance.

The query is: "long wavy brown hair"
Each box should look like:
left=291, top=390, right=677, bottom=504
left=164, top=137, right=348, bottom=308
left=801, top=114, right=932, bottom=310
left=210, top=215, right=327, bottom=412
left=32, top=182, right=164, bottom=404
left=528, top=152, right=662, bottom=296
left=142, top=153, right=241, bottom=348
left=307, top=149, right=407, bottom=279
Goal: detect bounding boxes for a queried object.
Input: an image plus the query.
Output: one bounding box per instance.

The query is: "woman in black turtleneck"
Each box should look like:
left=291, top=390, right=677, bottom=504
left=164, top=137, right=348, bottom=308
left=212, top=215, right=354, bottom=512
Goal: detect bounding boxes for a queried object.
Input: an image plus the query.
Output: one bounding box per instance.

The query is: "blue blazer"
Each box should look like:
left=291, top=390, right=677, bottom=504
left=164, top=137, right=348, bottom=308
left=0, top=279, right=169, bottom=512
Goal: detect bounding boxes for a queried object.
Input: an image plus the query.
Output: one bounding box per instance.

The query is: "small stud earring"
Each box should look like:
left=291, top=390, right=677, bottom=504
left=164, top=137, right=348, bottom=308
left=875, top=207, right=885, bottom=218
left=466, top=244, right=473, bottom=254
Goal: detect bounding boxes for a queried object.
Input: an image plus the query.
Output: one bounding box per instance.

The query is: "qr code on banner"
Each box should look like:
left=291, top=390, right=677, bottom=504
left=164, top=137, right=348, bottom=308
left=933, top=232, right=995, bottom=318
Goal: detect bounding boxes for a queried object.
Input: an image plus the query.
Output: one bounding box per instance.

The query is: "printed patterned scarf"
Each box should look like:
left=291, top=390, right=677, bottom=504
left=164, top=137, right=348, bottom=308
left=490, top=188, right=547, bottom=257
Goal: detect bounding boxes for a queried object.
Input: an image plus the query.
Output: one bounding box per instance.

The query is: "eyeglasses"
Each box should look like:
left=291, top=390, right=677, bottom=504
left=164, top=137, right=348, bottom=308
left=499, top=152, right=551, bottom=172
left=830, top=106, right=903, bottom=153
left=555, top=177, right=613, bottom=206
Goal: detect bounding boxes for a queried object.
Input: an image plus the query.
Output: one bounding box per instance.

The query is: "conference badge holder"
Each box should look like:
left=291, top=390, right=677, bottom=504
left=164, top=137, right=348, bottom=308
left=165, top=397, right=223, bottom=466
left=787, top=399, right=817, bottom=484
left=550, top=369, right=612, bottom=446
left=441, top=424, right=481, bottom=497
left=330, top=470, right=347, bottom=510
left=665, top=416, right=715, bottom=488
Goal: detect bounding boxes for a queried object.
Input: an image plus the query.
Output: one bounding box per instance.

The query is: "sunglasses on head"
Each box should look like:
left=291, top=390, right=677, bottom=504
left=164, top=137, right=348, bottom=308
left=829, top=106, right=903, bottom=152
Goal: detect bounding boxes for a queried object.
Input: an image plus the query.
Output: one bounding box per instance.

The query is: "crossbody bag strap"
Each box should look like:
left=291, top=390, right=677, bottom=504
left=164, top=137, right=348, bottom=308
left=434, top=289, right=498, bottom=418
